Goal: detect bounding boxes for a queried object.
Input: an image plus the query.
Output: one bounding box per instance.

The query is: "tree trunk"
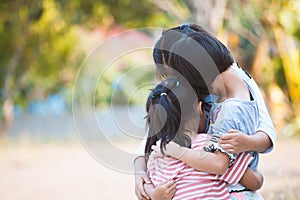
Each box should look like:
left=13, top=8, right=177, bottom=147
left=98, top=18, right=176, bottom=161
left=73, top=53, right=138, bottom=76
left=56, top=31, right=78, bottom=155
left=0, top=98, right=14, bottom=140
left=0, top=47, right=23, bottom=140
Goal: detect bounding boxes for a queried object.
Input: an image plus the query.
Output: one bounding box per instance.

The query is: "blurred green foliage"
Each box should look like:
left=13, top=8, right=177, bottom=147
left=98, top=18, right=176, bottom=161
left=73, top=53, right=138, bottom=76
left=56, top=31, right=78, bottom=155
left=0, top=0, right=299, bottom=136
left=0, top=0, right=172, bottom=112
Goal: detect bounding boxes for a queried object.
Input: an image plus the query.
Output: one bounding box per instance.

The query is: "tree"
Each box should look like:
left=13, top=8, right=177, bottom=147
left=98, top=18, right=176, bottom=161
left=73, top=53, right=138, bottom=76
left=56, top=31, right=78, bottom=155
left=156, top=0, right=300, bottom=136
left=0, top=0, right=82, bottom=139
left=223, top=0, right=300, bottom=135
left=0, top=0, right=174, bottom=139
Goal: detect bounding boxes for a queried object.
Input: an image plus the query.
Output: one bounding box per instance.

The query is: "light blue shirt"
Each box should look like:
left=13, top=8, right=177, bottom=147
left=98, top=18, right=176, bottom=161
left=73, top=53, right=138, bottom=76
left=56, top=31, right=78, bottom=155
left=208, top=84, right=259, bottom=170
left=232, top=63, right=276, bottom=152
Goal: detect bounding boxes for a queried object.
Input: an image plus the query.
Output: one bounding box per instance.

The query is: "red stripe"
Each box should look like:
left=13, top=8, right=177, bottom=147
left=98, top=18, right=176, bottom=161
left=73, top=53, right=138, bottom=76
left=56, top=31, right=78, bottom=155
left=148, top=134, right=236, bottom=200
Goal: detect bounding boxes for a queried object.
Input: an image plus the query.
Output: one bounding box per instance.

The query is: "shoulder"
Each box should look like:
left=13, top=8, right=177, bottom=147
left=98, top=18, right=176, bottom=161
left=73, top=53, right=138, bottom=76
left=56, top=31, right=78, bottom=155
left=220, top=99, right=256, bottom=116
left=214, top=100, right=243, bottom=119
left=192, top=134, right=211, bottom=149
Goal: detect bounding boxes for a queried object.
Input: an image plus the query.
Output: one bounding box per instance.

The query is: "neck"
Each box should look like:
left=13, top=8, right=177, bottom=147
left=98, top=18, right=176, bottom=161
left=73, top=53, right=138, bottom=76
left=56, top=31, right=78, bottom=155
left=218, top=67, right=249, bottom=102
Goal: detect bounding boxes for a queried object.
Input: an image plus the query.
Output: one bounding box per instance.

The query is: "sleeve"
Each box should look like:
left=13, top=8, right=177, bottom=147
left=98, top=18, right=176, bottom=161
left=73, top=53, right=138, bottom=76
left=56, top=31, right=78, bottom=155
left=217, top=152, right=253, bottom=185
left=233, top=63, right=276, bottom=153
left=207, top=104, right=243, bottom=167
left=248, top=78, right=277, bottom=153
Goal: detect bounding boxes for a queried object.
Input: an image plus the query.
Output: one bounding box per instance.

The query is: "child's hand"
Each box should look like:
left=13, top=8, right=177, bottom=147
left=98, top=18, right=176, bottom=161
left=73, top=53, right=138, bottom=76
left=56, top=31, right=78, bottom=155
left=219, top=129, right=250, bottom=154
left=151, top=141, right=182, bottom=158
left=148, top=180, right=176, bottom=200
left=151, top=140, right=164, bottom=158
left=135, top=173, right=152, bottom=200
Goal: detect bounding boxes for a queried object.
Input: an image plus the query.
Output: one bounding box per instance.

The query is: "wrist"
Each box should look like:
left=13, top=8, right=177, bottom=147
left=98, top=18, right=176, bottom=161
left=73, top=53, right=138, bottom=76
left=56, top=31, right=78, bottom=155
left=170, top=145, right=187, bottom=160
left=245, top=134, right=255, bottom=151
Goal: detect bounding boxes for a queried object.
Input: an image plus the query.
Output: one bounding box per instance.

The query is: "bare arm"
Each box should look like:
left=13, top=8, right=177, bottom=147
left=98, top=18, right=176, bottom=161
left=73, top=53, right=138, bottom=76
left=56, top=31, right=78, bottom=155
left=239, top=168, right=264, bottom=191
left=249, top=131, right=272, bottom=153
left=160, top=142, right=229, bottom=175
left=134, top=156, right=151, bottom=200
left=219, top=129, right=272, bottom=154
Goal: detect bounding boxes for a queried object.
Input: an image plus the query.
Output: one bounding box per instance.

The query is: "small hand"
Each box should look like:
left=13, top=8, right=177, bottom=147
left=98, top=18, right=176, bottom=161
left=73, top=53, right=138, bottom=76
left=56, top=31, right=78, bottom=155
left=219, top=129, right=250, bottom=154
left=151, top=180, right=176, bottom=200
left=151, top=140, right=182, bottom=158
left=151, top=140, right=164, bottom=158
left=135, top=174, right=152, bottom=200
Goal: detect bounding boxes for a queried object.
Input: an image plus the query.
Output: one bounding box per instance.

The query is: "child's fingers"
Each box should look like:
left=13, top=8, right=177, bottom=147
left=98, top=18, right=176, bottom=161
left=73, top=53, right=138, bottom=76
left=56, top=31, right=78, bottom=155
left=151, top=145, right=158, bottom=151
left=135, top=189, right=148, bottom=200
left=142, top=176, right=151, bottom=184
left=166, top=180, right=176, bottom=195
left=155, top=140, right=161, bottom=147
left=219, top=136, right=232, bottom=143
left=219, top=143, right=234, bottom=153
left=220, top=132, right=235, bottom=140
left=165, top=180, right=175, bottom=188
left=168, top=183, right=176, bottom=195
left=136, top=181, right=150, bottom=200
left=227, top=129, right=238, bottom=134
left=150, top=146, right=163, bottom=158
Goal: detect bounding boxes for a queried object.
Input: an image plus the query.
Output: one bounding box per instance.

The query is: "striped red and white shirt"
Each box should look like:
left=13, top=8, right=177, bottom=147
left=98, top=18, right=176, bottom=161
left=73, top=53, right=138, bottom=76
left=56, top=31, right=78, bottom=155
left=147, top=134, right=252, bottom=200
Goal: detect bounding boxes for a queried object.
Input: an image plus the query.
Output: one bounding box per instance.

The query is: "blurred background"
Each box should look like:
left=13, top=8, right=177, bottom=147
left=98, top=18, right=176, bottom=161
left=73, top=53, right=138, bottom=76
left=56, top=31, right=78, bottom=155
left=1, top=0, right=300, bottom=199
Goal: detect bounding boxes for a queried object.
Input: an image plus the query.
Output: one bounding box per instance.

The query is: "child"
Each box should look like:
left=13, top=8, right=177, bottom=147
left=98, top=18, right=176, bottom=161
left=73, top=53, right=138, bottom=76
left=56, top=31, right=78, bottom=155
left=150, top=23, right=274, bottom=198
left=134, top=23, right=276, bottom=200
left=144, top=77, right=263, bottom=200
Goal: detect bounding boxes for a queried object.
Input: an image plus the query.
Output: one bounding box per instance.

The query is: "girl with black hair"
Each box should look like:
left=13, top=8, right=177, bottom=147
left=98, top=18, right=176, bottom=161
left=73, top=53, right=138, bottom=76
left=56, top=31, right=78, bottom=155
left=135, top=23, right=275, bottom=200
left=142, top=77, right=263, bottom=200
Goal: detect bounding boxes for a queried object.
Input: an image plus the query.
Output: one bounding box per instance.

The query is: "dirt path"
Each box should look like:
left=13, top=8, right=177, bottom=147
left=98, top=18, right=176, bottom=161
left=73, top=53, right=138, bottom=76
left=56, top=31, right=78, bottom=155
left=259, top=138, right=300, bottom=199
left=0, top=138, right=299, bottom=200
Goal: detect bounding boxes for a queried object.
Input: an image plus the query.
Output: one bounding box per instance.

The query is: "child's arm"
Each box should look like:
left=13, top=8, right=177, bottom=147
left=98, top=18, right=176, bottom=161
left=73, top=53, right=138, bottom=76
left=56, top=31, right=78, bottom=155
left=134, top=156, right=176, bottom=200
left=218, top=152, right=262, bottom=191
left=134, top=156, right=151, bottom=200
left=156, top=141, right=229, bottom=175
left=219, top=129, right=272, bottom=154
left=239, top=168, right=264, bottom=191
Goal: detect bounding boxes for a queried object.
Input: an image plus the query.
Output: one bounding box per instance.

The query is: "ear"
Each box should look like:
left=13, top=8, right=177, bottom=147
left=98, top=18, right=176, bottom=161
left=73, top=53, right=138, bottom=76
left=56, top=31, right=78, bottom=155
left=197, top=101, right=203, bottom=116
left=197, top=101, right=207, bottom=133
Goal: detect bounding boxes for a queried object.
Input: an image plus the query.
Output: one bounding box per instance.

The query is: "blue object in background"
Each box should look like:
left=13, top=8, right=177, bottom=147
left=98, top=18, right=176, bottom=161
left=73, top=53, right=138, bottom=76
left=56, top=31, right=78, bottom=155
left=27, top=94, right=67, bottom=116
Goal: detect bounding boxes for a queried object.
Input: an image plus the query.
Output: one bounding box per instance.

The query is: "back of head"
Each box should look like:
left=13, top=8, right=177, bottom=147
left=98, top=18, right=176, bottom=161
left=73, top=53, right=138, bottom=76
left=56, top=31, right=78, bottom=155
left=153, top=23, right=234, bottom=102
left=144, top=76, right=199, bottom=163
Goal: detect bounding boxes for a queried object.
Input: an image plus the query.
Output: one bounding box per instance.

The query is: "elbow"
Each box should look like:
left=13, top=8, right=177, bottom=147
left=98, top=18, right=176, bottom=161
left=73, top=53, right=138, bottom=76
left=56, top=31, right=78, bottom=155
left=252, top=172, right=264, bottom=190
left=213, top=157, right=229, bottom=175
left=246, top=171, right=264, bottom=191
left=214, top=162, right=227, bottom=175
left=213, top=151, right=230, bottom=175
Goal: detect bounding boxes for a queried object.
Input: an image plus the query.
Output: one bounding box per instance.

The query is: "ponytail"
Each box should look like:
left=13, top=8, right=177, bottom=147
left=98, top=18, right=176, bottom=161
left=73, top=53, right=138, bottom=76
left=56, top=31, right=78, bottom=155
left=144, top=78, right=192, bottom=163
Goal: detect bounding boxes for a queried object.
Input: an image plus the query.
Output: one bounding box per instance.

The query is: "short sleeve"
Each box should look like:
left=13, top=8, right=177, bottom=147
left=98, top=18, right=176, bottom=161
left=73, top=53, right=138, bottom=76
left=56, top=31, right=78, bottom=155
left=217, top=152, right=253, bottom=185
left=207, top=104, right=241, bottom=166
left=207, top=100, right=257, bottom=167
left=233, top=64, right=277, bottom=153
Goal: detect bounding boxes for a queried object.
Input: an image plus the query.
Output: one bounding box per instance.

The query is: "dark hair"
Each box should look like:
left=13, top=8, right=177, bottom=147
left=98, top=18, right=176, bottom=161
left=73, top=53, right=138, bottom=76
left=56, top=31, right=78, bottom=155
left=144, top=77, right=198, bottom=163
left=153, top=23, right=234, bottom=102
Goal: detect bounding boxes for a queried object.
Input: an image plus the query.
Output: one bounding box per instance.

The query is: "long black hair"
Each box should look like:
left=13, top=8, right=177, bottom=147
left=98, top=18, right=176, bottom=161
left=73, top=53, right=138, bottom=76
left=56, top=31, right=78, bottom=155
left=144, top=76, right=199, bottom=163
left=153, top=23, right=234, bottom=102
